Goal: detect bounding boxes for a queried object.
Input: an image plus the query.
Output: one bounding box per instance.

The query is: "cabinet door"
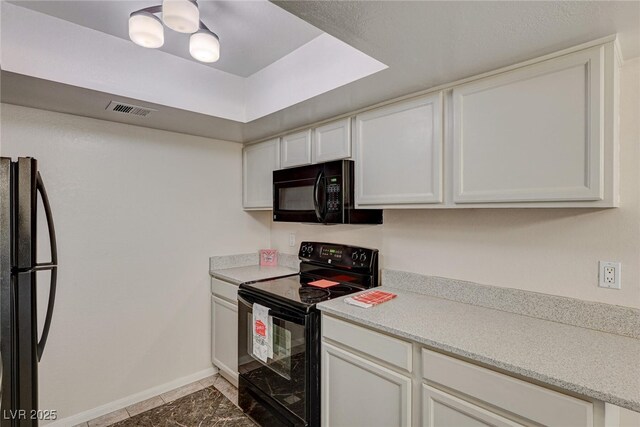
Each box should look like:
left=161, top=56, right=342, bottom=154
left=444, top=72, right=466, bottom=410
left=313, top=118, right=351, bottom=163
left=452, top=46, right=604, bottom=203
left=322, top=342, right=411, bottom=427
left=281, top=130, right=312, bottom=168
left=422, top=385, right=523, bottom=427
left=243, top=138, right=280, bottom=209
left=422, top=348, right=594, bottom=426
left=212, top=295, right=238, bottom=385
left=355, top=93, right=443, bottom=207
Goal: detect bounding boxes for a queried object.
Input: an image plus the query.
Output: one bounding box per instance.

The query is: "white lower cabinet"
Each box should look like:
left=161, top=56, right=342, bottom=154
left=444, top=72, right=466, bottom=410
left=211, top=278, right=239, bottom=386
left=421, top=348, right=595, bottom=427
left=422, top=384, right=522, bottom=427
left=321, top=314, right=608, bottom=427
left=322, top=342, right=411, bottom=427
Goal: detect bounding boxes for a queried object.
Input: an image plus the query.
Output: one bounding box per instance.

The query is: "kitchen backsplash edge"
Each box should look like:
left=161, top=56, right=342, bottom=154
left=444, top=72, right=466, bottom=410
left=383, top=269, right=640, bottom=339
left=209, top=252, right=299, bottom=272
left=275, top=253, right=300, bottom=269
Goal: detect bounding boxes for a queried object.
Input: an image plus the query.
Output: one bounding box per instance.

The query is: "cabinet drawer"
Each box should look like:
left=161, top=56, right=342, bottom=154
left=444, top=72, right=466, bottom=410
left=210, top=277, right=238, bottom=303
left=422, top=349, right=593, bottom=426
left=322, top=315, right=412, bottom=372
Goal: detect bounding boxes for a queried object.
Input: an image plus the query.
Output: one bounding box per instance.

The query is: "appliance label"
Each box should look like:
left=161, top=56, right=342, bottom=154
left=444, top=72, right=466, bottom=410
left=255, top=320, right=266, bottom=337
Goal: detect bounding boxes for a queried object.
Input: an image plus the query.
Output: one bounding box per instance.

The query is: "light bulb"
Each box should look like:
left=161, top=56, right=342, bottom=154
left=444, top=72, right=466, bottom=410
left=189, top=30, right=220, bottom=63
left=128, top=12, right=164, bottom=48
left=163, top=0, right=200, bottom=33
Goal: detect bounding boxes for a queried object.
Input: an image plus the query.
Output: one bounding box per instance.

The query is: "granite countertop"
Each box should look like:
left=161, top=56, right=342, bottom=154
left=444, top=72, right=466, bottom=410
left=317, top=286, right=640, bottom=412
left=210, top=265, right=298, bottom=285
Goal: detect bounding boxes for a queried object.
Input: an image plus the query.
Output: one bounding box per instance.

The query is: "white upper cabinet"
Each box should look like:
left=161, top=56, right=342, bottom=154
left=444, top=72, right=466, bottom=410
left=281, top=129, right=312, bottom=168
left=354, top=93, right=443, bottom=208
left=313, top=118, right=352, bottom=163
left=243, top=138, right=280, bottom=209
left=243, top=39, right=619, bottom=210
left=452, top=45, right=609, bottom=204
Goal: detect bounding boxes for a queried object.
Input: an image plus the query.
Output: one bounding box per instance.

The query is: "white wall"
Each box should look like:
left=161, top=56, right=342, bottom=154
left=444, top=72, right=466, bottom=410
left=270, top=57, right=640, bottom=310
left=0, top=104, right=271, bottom=420
left=0, top=57, right=637, bottom=423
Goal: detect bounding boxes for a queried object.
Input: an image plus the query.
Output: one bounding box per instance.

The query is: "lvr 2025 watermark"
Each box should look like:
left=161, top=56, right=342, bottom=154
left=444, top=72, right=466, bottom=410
left=2, top=409, right=57, bottom=420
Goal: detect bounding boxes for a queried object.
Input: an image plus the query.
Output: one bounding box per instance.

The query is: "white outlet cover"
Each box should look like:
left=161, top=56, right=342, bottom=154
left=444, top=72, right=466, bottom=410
left=599, top=261, right=621, bottom=289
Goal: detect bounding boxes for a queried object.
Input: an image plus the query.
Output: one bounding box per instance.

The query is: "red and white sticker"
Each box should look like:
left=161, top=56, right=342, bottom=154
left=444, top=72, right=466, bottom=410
left=255, top=320, right=266, bottom=337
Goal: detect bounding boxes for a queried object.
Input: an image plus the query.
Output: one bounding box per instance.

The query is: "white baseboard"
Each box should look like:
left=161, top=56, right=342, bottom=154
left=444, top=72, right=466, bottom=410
left=47, top=366, right=218, bottom=426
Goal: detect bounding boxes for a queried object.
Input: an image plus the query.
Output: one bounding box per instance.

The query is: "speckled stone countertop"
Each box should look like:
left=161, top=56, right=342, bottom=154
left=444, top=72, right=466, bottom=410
left=209, top=252, right=299, bottom=285
left=317, top=286, right=640, bottom=412
left=210, top=264, right=298, bottom=285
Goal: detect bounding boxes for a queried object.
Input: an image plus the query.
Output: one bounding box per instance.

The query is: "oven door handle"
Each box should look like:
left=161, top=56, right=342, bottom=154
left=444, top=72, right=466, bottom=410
left=313, top=170, right=325, bottom=223
left=238, top=293, right=306, bottom=325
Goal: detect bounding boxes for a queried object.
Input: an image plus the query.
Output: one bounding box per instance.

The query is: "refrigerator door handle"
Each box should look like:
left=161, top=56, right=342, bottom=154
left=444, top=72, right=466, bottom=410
left=37, top=267, right=57, bottom=360
left=36, top=172, right=58, bottom=361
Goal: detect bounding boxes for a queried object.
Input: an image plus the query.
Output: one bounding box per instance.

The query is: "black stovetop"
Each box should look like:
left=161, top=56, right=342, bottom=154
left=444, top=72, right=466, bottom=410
left=239, top=242, right=379, bottom=313
left=240, top=273, right=366, bottom=310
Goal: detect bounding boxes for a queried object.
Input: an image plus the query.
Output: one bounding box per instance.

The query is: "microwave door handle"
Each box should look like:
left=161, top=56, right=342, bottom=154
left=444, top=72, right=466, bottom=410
left=319, top=176, right=328, bottom=222
left=313, top=171, right=324, bottom=222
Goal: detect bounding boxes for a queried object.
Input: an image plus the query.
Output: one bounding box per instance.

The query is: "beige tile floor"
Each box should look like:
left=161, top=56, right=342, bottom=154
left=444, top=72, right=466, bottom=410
left=75, top=374, right=238, bottom=427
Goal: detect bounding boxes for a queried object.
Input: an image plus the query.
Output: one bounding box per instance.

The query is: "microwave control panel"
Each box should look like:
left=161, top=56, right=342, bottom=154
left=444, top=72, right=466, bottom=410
left=326, top=176, right=341, bottom=212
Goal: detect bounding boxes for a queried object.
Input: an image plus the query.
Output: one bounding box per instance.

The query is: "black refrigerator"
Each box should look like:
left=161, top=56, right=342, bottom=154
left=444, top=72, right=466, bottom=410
left=1, top=157, right=58, bottom=426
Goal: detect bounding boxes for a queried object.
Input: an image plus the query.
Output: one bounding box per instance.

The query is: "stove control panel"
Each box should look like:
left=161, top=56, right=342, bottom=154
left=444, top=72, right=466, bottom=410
left=299, top=241, right=378, bottom=271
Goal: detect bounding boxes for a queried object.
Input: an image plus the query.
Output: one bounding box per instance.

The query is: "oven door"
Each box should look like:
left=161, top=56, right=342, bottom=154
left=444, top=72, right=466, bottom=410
left=238, top=293, right=311, bottom=425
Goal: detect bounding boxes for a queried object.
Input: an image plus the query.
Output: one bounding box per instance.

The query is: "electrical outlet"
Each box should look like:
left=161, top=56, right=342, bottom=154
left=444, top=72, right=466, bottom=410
left=289, top=233, right=296, bottom=247
left=599, top=261, right=621, bottom=289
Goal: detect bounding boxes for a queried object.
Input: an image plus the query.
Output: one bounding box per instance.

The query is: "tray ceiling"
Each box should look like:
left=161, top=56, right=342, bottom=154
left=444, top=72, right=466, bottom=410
left=2, top=1, right=639, bottom=143
left=1, top=1, right=387, bottom=123
left=8, top=0, right=324, bottom=77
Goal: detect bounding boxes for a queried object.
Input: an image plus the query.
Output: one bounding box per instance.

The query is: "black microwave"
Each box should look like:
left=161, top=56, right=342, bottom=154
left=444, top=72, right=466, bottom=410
left=273, top=160, right=382, bottom=224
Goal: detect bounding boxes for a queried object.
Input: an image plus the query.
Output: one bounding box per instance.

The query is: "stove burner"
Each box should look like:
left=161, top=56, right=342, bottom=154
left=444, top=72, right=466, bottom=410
left=325, top=284, right=354, bottom=294
left=298, top=287, right=330, bottom=303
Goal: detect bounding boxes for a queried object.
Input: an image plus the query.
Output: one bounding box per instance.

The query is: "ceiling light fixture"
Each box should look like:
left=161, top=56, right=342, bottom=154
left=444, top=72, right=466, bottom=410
left=162, top=0, right=199, bottom=33
left=128, top=0, right=220, bottom=63
left=189, top=29, right=220, bottom=63
left=128, top=11, right=164, bottom=49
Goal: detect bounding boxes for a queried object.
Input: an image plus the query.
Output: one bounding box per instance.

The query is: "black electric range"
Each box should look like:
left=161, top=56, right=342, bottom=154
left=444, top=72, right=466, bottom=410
left=237, top=242, right=379, bottom=427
